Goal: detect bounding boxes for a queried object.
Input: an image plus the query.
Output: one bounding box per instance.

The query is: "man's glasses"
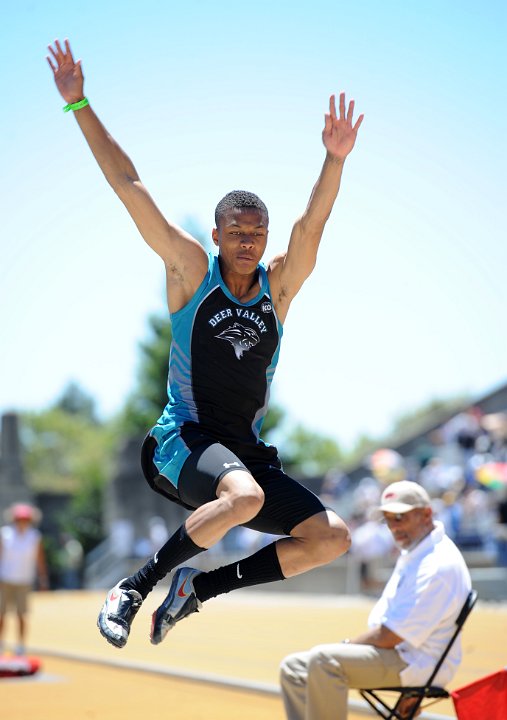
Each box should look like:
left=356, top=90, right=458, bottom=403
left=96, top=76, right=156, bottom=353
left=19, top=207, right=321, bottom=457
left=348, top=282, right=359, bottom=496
left=382, top=512, right=408, bottom=524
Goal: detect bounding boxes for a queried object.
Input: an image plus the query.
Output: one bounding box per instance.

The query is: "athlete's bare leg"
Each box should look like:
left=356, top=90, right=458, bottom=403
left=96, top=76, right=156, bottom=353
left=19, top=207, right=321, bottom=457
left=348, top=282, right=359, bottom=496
left=276, top=510, right=351, bottom=577
left=185, top=472, right=349, bottom=574
left=185, top=470, right=265, bottom=549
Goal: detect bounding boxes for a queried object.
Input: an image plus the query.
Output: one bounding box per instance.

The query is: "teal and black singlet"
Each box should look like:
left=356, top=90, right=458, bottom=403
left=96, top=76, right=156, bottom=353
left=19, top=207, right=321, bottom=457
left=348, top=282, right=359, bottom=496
left=149, top=253, right=284, bottom=487
left=143, top=252, right=325, bottom=532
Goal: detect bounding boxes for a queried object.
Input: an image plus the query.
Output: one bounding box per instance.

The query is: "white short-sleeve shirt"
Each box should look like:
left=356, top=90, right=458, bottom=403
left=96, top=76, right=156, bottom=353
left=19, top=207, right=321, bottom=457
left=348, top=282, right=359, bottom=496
left=0, top=525, right=41, bottom=585
left=368, top=521, right=471, bottom=686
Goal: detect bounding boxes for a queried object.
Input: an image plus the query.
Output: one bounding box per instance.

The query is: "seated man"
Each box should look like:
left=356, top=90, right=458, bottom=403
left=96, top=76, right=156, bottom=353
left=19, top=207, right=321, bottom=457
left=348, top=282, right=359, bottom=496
left=280, top=480, right=472, bottom=720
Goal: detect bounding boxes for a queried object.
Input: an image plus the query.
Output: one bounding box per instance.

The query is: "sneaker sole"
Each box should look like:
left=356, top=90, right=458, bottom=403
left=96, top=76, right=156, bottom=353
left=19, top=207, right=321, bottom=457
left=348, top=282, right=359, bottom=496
left=97, top=615, right=127, bottom=649
left=149, top=568, right=201, bottom=645
left=150, top=607, right=175, bottom=645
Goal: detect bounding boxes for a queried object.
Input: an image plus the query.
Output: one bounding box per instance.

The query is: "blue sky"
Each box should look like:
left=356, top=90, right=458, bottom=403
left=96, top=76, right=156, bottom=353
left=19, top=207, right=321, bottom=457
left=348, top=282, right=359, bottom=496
left=1, top=1, right=506, bottom=448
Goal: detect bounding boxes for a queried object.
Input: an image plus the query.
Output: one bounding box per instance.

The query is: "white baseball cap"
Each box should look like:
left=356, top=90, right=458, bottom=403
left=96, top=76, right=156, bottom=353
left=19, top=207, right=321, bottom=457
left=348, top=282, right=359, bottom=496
left=377, top=481, right=431, bottom=514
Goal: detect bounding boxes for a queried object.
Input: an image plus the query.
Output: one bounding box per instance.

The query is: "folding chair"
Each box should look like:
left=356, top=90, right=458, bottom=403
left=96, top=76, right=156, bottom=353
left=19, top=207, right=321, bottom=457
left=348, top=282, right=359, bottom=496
left=359, top=589, right=478, bottom=720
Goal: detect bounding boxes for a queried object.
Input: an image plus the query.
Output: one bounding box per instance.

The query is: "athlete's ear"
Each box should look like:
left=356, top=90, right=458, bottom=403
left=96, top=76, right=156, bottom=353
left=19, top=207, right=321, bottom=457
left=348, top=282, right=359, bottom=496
left=211, top=227, right=219, bottom=246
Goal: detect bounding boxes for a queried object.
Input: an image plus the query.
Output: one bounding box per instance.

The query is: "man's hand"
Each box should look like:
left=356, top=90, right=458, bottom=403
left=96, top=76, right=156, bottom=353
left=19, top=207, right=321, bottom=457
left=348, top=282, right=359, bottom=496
left=47, top=39, right=85, bottom=104
left=349, top=624, right=403, bottom=648
left=322, top=92, right=363, bottom=161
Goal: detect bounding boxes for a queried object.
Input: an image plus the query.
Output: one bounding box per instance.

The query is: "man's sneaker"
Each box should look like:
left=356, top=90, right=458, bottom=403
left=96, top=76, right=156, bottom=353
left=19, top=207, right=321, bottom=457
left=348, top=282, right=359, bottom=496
left=150, top=567, right=202, bottom=645
left=97, top=579, right=143, bottom=649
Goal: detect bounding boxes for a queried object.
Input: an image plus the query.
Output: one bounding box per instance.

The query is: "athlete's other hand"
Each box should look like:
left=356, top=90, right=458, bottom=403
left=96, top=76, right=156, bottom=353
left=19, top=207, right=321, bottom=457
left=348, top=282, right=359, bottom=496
left=47, top=39, right=85, bottom=104
left=322, top=92, right=363, bottom=161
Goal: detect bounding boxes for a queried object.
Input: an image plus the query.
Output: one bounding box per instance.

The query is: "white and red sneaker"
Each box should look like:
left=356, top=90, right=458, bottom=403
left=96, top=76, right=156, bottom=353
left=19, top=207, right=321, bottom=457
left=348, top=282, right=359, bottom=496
left=97, top=580, right=142, bottom=648
left=150, top=567, right=202, bottom=645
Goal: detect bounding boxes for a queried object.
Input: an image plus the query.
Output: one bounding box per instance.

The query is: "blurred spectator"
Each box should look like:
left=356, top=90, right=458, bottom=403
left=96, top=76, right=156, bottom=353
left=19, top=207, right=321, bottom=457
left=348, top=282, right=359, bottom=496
left=110, top=518, right=135, bottom=559
left=369, top=448, right=405, bottom=486
left=0, top=503, right=49, bottom=655
left=480, top=412, right=507, bottom=462
left=441, top=408, right=484, bottom=453
left=352, top=476, right=382, bottom=519
left=58, top=533, right=84, bottom=589
left=432, top=490, right=463, bottom=542
left=148, top=516, right=169, bottom=555
left=133, top=536, right=152, bottom=558
left=419, top=457, right=464, bottom=497
left=350, top=514, right=395, bottom=593
left=494, top=490, right=507, bottom=567
left=320, top=470, right=350, bottom=513
left=221, top=526, right=277, bottom=556
left=424, top=427, right=463, bottom=467
left=454, top=487, right=496, bottom=551
left=133, top=516, right=171, bottom=559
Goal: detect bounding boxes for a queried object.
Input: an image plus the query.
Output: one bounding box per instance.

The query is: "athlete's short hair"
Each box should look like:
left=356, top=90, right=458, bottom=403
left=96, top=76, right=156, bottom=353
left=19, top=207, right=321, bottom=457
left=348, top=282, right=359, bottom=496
left=214, top=190, right=269, bottom=227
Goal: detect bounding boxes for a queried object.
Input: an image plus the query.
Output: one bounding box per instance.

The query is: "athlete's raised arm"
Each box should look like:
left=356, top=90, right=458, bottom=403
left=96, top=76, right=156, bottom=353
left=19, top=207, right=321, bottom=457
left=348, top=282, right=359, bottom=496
left=47, top=39, right=208, bottom=313
left=268, top=92, right=363, bottom=322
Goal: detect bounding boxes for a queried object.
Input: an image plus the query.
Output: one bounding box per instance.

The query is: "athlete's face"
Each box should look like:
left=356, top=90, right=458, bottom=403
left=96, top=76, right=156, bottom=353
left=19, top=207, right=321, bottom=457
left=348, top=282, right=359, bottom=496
left=212, top=208, right=269, bottom=275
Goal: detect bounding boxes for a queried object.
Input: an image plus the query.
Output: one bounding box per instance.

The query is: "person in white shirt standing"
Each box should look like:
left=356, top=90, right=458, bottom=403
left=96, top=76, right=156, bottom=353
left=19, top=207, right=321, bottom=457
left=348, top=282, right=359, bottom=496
left=0, top=504, right=49, bottom=655
left=280, top=481, right=472, bottom=720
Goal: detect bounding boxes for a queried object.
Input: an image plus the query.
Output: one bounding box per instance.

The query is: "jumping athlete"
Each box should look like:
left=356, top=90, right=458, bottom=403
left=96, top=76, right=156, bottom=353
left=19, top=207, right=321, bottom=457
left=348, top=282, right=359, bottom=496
left=47, top=39, right=364, bottom=649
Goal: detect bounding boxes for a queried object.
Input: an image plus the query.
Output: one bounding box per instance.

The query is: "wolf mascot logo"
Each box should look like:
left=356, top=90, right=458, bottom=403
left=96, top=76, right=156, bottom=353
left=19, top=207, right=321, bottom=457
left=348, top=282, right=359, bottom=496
left=216, top=323, right=260, bottom=359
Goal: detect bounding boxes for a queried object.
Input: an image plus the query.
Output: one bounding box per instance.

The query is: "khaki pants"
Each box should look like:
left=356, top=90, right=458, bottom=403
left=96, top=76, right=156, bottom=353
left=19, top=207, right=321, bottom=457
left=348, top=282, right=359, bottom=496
left=0, top=582, right=31, bottom=615
left=280, top=642, right=407, bottom=720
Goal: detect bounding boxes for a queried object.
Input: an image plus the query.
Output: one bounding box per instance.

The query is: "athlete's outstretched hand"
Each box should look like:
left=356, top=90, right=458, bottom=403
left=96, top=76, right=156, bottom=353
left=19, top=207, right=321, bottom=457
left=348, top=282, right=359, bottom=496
left=322, top=92, right=363, bottom=161
left=47, top=39, right=84, bottom=104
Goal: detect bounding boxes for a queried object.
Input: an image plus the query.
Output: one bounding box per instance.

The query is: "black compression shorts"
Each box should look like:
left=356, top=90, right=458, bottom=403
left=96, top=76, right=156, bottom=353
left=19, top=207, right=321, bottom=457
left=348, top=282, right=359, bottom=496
left=140, top=433, right=325, bottom=536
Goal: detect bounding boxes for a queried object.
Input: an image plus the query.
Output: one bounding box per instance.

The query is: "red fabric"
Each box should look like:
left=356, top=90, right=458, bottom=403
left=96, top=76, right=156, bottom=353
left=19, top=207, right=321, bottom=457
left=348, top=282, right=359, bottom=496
left=451, top=669, right=507, bottom=720
left=0, top=655, right=41, bottom=677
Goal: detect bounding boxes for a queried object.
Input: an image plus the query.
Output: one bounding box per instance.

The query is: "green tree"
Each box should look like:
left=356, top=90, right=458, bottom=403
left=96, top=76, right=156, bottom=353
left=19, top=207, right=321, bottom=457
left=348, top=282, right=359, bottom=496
left=344, top=433, right=378, bottom=469
left=53, top=381, right=97, bottom=423
left=21, top=401, right=116, bottom=553
left=262, top=402, right=285, bottom=439
left=121, top=312, right=173, bottom=436
left=280, top=423, right=344, bottom=477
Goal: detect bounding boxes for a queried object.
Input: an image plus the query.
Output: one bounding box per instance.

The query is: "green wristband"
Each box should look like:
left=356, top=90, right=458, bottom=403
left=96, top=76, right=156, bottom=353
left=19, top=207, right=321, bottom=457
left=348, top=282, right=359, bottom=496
left=63, top=97, right=89, bottom=113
